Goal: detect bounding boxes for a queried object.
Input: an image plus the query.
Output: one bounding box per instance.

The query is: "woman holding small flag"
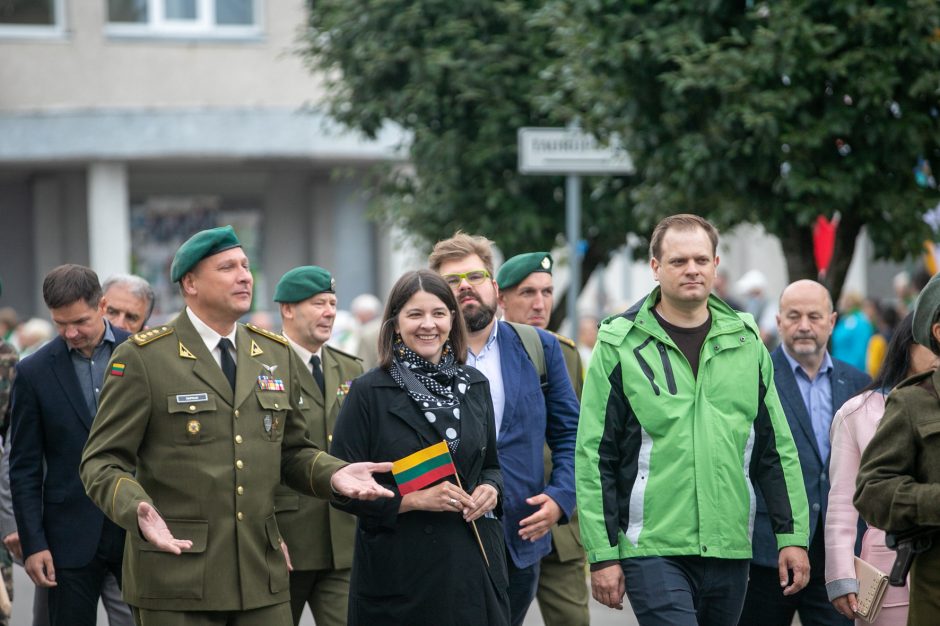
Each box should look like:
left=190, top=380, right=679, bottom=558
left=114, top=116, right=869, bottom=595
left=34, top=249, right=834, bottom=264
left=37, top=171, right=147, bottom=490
left=331, top=270, right=510, bottom=625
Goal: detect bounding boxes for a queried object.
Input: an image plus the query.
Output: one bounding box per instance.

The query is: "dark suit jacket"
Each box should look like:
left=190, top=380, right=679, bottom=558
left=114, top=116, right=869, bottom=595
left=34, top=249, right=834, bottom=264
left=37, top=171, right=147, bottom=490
left=10, top=325, right=130, bottom=568
left=751, top=346, right=870, bottom=567
left=331, top=366, right=509, bottom=625
left=495, top=321, right=580, bottom=569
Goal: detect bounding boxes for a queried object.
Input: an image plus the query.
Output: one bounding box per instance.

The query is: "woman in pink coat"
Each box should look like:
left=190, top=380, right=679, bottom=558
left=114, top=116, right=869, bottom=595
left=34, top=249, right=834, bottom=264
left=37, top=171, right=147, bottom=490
left=825, top=313, right=937, bottom=624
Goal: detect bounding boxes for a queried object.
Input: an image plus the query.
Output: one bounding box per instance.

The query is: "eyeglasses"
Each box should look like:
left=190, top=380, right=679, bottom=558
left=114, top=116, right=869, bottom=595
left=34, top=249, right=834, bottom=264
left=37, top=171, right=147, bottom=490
left=441, top=269, right=491, bottom=288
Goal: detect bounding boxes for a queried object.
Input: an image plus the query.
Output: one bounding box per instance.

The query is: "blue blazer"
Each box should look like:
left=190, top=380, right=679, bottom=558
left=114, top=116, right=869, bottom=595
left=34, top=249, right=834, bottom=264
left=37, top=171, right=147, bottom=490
left=751, top=346, right=870, bottom=567
left=495, top=321, right=579, bottom=569
left=10, top=326, right=129, bottom=568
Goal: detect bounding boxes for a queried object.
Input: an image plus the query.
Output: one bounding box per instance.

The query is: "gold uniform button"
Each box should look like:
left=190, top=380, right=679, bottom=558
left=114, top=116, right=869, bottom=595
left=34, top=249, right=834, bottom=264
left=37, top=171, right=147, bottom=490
left=236, top=460, right=244, bottom=469
left=237, top=486, right=244, bottom=495
left=274, top=402, right=280, bottom=410
left=235, top=435, right=243, bottom=444
left=328, top=434, right=333, bottom=443
left=234, top=409, right=240, bottom=418
left=237, top=512, right=244, bottom=521
left=189, top=405, right=196, bottom=412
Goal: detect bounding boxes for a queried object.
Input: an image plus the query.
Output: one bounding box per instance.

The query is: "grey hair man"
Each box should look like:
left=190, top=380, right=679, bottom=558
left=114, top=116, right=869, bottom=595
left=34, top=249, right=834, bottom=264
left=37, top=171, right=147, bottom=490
left=101, top=274, right=155, bottom=334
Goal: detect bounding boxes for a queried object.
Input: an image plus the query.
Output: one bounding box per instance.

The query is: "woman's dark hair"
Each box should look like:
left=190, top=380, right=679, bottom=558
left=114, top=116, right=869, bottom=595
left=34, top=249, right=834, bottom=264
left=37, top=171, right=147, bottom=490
left=378, top=270, right=467, bottom=369
left=867, top=312, right=918, bottom=393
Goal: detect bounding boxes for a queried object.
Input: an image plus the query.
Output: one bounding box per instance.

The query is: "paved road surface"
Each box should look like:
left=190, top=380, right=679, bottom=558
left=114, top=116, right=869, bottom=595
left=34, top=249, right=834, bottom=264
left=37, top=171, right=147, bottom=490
left=12, top=565, right=637, bottom=625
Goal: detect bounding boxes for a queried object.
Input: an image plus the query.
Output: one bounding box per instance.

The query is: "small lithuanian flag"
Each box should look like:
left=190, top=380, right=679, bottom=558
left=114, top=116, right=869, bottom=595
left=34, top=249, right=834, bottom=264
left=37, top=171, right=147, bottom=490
left=110, top=362, right=126, bottom=377
left=392, top=441, right=456, bottom=495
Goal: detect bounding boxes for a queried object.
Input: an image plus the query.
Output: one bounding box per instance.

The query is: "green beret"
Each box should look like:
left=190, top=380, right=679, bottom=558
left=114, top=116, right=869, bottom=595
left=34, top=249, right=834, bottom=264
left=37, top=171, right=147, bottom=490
left=274, top=266, right=336, bottom=303
left=912, top=272, right=940, bottom=348
left=170, top=226, right=242, bottom=283
left=496, top=252, right=553, bottom=290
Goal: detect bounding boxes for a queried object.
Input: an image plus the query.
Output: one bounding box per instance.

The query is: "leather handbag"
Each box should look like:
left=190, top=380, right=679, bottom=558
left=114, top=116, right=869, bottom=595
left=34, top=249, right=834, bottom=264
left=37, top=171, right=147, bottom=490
left=854, top=556, right=889, bottom=623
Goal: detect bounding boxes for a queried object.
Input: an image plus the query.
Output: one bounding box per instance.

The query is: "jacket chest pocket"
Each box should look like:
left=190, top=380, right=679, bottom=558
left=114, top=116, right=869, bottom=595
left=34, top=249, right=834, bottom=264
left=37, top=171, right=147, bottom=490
left=256, top=393, right=288, bottom=442
left=917, top=419, right=940, bottom=440
left=167, top=394, right=219, bottom=444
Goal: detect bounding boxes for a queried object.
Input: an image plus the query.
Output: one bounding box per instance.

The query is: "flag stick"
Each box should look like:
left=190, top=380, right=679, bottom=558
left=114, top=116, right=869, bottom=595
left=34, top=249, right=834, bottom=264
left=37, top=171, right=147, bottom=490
left=453, top=470, right=490, bottom=567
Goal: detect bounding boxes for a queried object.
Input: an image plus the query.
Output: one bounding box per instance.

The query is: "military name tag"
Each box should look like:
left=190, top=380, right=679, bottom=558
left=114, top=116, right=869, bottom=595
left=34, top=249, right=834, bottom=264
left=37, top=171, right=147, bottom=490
left=176, top=393, right=209, bottom=404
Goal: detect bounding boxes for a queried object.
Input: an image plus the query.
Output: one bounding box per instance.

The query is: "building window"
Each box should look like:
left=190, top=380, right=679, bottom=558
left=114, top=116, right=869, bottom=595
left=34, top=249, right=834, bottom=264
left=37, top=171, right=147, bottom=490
left=0, top=0, right=65, bottom=38
left=106, top=0, right=260, bottom=38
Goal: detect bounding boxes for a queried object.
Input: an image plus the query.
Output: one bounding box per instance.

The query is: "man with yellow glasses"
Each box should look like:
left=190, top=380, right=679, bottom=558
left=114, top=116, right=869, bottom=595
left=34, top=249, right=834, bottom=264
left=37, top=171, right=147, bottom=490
left=429, top=233, right=580, bottom=626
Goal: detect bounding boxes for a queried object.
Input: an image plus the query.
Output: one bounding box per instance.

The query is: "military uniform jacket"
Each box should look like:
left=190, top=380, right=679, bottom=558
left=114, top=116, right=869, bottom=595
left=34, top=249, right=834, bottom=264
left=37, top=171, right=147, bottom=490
left=275, top=344, right=362, bottom=571
left=79, top=312, right=346, bottom=612
left=855, top=368, right=940, bottom=623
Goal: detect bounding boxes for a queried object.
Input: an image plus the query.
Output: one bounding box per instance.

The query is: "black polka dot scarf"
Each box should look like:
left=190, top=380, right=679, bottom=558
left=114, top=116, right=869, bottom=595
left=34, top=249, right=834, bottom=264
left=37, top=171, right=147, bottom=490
left=388, top=337, right=470, bottom=454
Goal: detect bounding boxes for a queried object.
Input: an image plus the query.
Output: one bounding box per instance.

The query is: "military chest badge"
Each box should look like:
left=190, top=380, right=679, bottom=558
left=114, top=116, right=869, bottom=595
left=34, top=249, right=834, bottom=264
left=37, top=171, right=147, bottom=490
left=263, top=414, right=273, bottom=433
left=257, top=375, right=285, bottom=391
left=336, top=380, right=352, bottom=399
left=187, top=419, right=201, bottom=435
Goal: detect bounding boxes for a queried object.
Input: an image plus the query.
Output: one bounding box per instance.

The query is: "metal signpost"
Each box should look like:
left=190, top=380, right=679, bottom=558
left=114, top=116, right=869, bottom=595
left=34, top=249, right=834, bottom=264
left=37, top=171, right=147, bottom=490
left=517, top=127, right=634, bottom=334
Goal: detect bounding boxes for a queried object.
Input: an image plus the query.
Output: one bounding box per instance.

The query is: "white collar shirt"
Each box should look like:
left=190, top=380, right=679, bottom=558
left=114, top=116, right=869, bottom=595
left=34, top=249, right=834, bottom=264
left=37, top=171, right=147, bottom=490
left=186, top=307, right=237, bottom=368
left=466, top=320, right=505, bottom=438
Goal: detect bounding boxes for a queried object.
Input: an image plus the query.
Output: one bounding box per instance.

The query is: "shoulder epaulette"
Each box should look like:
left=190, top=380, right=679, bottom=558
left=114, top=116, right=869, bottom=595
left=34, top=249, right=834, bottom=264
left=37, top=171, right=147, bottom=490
left=549, top=331, right=576, bottom=349
left=131, top=326, right=174, bottom=346
left=245, top=323, right=288, bottom=346
left=325, top=345, right=363, bottom=362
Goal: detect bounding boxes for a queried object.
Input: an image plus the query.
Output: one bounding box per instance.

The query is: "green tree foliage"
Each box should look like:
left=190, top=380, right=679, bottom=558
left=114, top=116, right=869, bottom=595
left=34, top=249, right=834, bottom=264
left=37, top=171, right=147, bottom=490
left=301, top=0, right=636, bottom=327
left=304, top=0, right=940, bottom=308
left=539, top=0, right=940, bottom=302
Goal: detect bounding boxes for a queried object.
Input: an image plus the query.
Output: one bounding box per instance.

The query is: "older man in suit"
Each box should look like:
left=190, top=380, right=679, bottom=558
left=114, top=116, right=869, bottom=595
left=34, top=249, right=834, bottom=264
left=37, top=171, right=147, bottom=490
left=429, top=233, right=580, bottom=626
left=273, top=266, right=363, bottom=626
left=9, top=265, right=132, bottom=626
left=740, top=279, right=870, bottom=626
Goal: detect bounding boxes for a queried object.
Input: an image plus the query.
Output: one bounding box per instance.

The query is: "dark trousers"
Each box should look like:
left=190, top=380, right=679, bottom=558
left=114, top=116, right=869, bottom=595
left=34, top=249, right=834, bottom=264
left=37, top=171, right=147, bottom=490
left=506, top=551, right=540, bottom=626
left=621, top=555, right=750, bottom=626
left=738, top=530, right=850, bottom=626
left=48, top=521, right=124, bottom=626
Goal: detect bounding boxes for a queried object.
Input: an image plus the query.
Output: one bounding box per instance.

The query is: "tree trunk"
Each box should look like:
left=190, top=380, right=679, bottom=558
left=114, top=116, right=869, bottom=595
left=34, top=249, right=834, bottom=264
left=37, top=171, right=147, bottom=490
left=778, top=222, right=818, bottom=284
left=776, top=214, right=860, bottom=308
left=822, top=211, right=862, bottom=309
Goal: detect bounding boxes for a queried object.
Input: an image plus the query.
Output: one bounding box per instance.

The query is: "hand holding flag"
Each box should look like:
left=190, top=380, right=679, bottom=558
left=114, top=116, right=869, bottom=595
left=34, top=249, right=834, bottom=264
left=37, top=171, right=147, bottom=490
left=392, top=441, right=492, bottom=566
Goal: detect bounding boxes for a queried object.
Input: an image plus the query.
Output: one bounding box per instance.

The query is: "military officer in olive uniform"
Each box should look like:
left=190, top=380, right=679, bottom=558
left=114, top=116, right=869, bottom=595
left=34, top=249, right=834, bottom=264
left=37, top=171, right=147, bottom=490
left=272, top=266, right=362, bottom=626
left=80, top=226, right=392, bottom=626
left=497, top=252, right=589, bottom=626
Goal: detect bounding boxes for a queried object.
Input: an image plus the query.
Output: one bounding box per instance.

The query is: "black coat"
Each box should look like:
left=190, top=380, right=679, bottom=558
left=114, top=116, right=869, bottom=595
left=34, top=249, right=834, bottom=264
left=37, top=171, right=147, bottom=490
left=331, top=365, right=510, bottom=626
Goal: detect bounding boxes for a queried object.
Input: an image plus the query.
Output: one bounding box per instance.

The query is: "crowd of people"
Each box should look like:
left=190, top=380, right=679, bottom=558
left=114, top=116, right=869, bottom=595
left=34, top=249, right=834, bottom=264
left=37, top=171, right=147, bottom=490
left=0, top=214, right=936, bottom=626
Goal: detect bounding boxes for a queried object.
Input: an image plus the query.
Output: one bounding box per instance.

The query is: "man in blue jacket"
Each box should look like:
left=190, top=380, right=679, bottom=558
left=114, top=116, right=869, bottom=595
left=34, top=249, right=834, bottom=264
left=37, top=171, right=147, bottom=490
left=430, top=233, right=579, bottom=626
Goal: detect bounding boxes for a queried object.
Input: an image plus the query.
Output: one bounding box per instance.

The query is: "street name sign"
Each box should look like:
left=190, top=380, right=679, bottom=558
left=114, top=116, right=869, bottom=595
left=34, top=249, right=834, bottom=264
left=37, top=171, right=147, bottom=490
left=517, top=127, right=635, bottom=175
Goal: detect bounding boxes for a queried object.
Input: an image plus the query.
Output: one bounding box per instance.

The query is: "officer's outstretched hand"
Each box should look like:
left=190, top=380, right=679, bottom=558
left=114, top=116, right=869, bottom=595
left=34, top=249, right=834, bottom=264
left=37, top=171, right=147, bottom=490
left=331, top=462, right=395, bottom=500
left=137, top=501, right=194, bottom=555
